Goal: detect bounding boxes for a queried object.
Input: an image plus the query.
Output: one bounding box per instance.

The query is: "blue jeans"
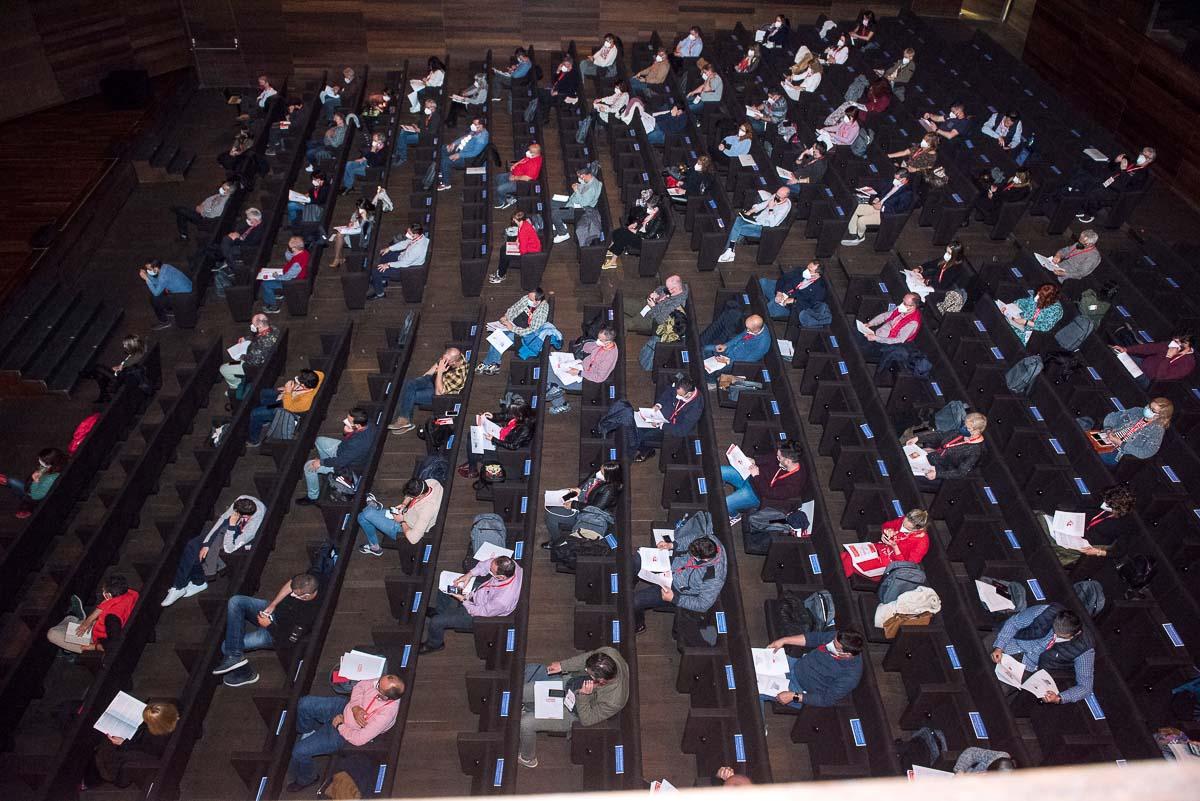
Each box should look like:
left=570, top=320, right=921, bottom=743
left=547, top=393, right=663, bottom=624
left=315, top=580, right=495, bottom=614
left=342, top=160, right=368, bottom=191
left=759, top=278, right=789, bottom=319
left=249, top=389, right=281, bottom=443
left=727, top=217, right=762, bottom=247
left=495, top=172, right=517, bottom=200
left=358, top=507, right=402, bottom=548
left=173, top=535, right=207, bottom=589
left=288, top=695, right=348, bottom=785
left=222, top=595, right=275, bottom=658
left=629, top=77, right=652, bottom=95
left=399, top=375, right=435, bottom=419
left=424, top=591, right=476, bottom=648
left=305, top=143, right=331, bottom=166
left=261, top=279, right=287, bottom=307
left=646, top=128, right=665, bottom=145
left=287, top=201, right=306, bottom=225
left=484, top=331, right=516, bottom=365
left=760, top=655, right=804, bottom=710
left=721, top=465, right=760, bottom=516
left=439, top=148, right=468, bottom=185
left=303, top=436, right=341, bottom=499
left=393, top=130, right=420, bottom=164
left=1100, top=450, right=1120, bottom=466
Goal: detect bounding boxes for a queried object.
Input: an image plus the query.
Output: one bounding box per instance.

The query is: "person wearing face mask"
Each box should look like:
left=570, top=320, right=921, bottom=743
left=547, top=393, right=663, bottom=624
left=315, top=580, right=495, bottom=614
left=211, top=207, right=264, bottom=281
left=841, top=509, right=929, bottom=580
left=1083, top=397, right=1173, bottom=465
left=761, top=628, right=865, bottom=711
left=633, top=377, right=704, bottom=462
left=592, top=80, right=631, bottom=126
left=445, top=72, right=489, bottom=128
left=747, top=88, right=787, bottom=134
left=327, top=202, right=374, bottom=268
left=297, top=407, right=376, bottom=505
left=171, top=181, right=233, bottom=241
left=820, top=35, right=850, bottom=65
left=551, top=166, right=602, bottom=243
left=718, top=186, right=791, bottom=263
left=407, top=56, right=446, bottom=113
left=234, top=75, right=277, bottom=123
left=760, top=260, right=827, bottom=323
left=908, top=242, right=965, bottom=308
left=672, top=27, right=704, bottom=70
left=632, top=514, right=726, bottom=640
left=287, top=674, right=405, bottom=792
left=720, top=444, right=807, bottom=525
left=778, top=142, right=829, bottom=194
left=387, top=347, right=468, bottom=435
left=304, top=112, right=347, bottom=173
left=906, top=412, right=988, bottom=489
left=0, top=447, right=66, bottom=519
left=921, top=102, right=971, bottom=140
left=856, top=292, right=923, bottom=359
left=667, top=155, right=714, bottom=205
left=1047, top=228, right=1101, bottom=280
left=736, top=44, right=763, bottom=75
left=421, top=556, right=524, bottom=653
left=714, top=124, right=753, bottom=160
left=47, top=573, right=138, bottom=654
left=265, top=97, right=305, bottom=156
left=686, top=63, right=724, bottom=109
left=211, top=573, right=320, bottom=681
left=494, top=49, right=533, bottom=112
left=1042, top=485, right=1137, bottom=568
left=782, top=56, right=822, bottom=101
left=1074, top=147, right=1156, bottom=223
left=218, top=313, right=280, bottom=395
left=850, top=10, right=877, bottom=49
left=288, top=170, right=330, bottom=225
left=493, top=144, right=544, bottom=211
left=1113, top=334, right=1195, bottom=388
left=368, top=223, right=429, bottom=298
left=973, top=170, right=1032, bottom=225
left=544, top=461, right=623, bottom=541
left=394, top=97, right=441, bottom=166
left=825, top=77, right=890, bottom=129
left=437, top=117, right=490, bottom=191
left=603, top=194, right=663, bottom=271
left=758, top=15, right=790, bottom=51
left=981, top=110, right=1024, bottom=151
left=161, top=495, right=265, bottom=607
left=477, top=289, right=550, bottom=373
left=702, top=314, right=770, bottom=380
left=841, top=171, right=914, bottom=246
left=259, top=236, right=309, bottom=313
left=580, top=34, right=619, bottom=78
left=518, top=647, right=629, bottom=769
left=458, top=404, right=537, bottom=478
left=816, top=105, right=860, bottom=149
left=538, top=56, right=580, bottom=121
left=491, top=210, right=542, bottom=284
left=630, top=48, right=670, bottom=96
left=999, top=283, right=1063, bottom=346
left=340, top=132, right=388, bottom=193
left=139, top=258, right=192, bottom=331
left=990, top=605, right=1094, bottom=705
left=871, top=47, right=916, bottom=95
left=247, top=368, right=323, bottom=445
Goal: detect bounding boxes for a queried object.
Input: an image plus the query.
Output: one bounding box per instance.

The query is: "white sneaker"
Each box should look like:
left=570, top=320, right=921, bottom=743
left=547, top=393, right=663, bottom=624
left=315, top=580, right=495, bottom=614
left=717, top=248, right=736, bottom=263
left=840, top=236, right=865, bottom=246
left=553, top=233, right=570, bottom=244
left=161, top=586, right=187, bottom=607
left=304, top=164, right=314, bottom=173
left=183, top=581, right=208, bottom=598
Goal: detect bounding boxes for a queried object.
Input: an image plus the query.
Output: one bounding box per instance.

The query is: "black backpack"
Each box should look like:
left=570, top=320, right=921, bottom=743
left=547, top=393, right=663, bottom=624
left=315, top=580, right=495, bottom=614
left=417, top=418, right=454, bottom=454
left=414, top=454, right=449, bottom=484
left=309, top=540, right=338, bottom=585
left=550, top=535, right=613, bottom=573
left=896, top=727, right=948, bottom=771
left=1116, top=554, right=1156, bottom=599
left=742, top=506, right=808, bottom=555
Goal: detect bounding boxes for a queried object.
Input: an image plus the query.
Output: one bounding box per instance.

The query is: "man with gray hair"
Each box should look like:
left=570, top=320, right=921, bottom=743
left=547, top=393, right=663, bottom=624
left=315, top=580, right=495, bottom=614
left=1048, top=229, right=1101, bottom=281
left=551, top=166, right=602, bottom=243
left=623, top=274, right=689, bottom=335
left=219, top=313, right=281, bottom=393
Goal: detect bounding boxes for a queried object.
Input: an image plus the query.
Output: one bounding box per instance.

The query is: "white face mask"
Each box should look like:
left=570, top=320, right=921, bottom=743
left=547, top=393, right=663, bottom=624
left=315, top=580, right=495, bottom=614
left=1136, top=155, right=1147, bottom=165
left=561, top=64, right=570, bottom=73
left=424, top=107, right=433, bottom=115
left=250, top=324, right=258, bottom=334
left=693, top=163, right=702, bottom=172
left=1169, top=339, right=1182, bottom=350
left=343, top=417, right=355, bottom=430
left=147, top=270, right=158, bottom=278
left=525, top=150, right=535, bottom=159
left=1100, top=501, right=1112, bottom=512
left=38, top=460, right=52, bottom=471
left=943, top=250, right=952, bottom=262
left=902, top=57, right=911, bottom=64
left=218, top=187, right=227, bottom=196
left=802, top=269, right=813, bottom=281
left=688, top=33, right=697, bottom=40
left=894, top=178, right=904, bottom=186
left=470, top=124, right=481, bottom=133
left=843, top=115, right=850, bottom=124
left=1143, top=406, right=1157, bottom=420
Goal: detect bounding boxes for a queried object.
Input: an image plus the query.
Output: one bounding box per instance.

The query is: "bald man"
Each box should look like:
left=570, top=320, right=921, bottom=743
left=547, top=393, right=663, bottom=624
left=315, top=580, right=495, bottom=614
left=388, top=347, right=468, bottom=434
left=702, top=314, right=770, bottom=377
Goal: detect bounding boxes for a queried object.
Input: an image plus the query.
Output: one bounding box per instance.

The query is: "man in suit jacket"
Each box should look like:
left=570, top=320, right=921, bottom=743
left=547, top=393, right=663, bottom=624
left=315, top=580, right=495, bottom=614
left=842, top=172, right=915, bottom=245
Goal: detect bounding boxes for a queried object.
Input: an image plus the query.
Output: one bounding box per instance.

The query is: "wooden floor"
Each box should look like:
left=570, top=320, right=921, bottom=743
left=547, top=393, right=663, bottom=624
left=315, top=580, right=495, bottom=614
left=3, top=19, right=1200, bottom=799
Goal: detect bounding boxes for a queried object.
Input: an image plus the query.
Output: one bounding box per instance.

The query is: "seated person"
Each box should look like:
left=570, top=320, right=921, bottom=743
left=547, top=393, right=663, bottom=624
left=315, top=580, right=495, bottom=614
left=421, top=556, right=523, bottom=653
left=1000, top=283, right=1062, bottom=346
left=518, top=648, right=629, bottom=769
left=140, top=259, right=192, bottom=331
left=493, top=49, right=533, bottom=111
left=536, top=54, right=581, bottom=120
left=162, top=496, right=265, bottom=607
left=721, top=443, right=806, bottom=524
left=357, top=477, right=443, bottom=555
left=458, top=403, right=536, bottom=478
left=437, top=119, right=490, bottom=191
left=298, top=408, right=376, bottom=505
left=672, top=27, right=704, bottom=68
left=973, top=170, right=1033, bottom=225
left=630, top=48, right=670, bottom=96
left=920, top=103, right=971, bottom=141
left=171, top=181, right=232, bottom=241
left=887, top=132, right=939, bottom=176
left=1, top=447, right=66, bottom=519
left=212, top=573, right=320, bottom=682
left=1042, top=484, right=1136, bottom=567
left=476, top=289, right=551, bottom=374
left=1046, top=229, right=1101, bottom=281
left=248, top=369, right=323, bottom=445
left=623, top=274, right=689, bottom=335
left=445, top=72, right=488, bottom=128
left=980, top=110, right=1024, bottom=151
left=367, top=223, right=430, bottom=299
left=781, top=57, right=822, bottom=101
left=407, top=56, right=446, bottom=112
left=686, top=63, right=724, bottom=109
left=907, top=241, right=965, bottom=308
left=493, top=143, right=544, bottom=210
left=954, top=748, right=1016, bottom=773
left=1076, top=147, right=1155, bottom=224
left=1082, top=397, right=1172, bottom=466
left=80, top=334, right=155, bottom=403
left=640, top=101, right=687, bottom=145
left=211, top=208, right=265, bottom=288
left=546, top=325, right=619, bottom=414
left=778, top=142, right=829, bottom=195
left=544, top=461, right=623, bottom=541
left=340, top=132, right=388, bottom=193
left=759, top=14, right=791, bottom=51
left=490, top=210, right=542, bottom=285
left=703, top=314, right=770, bottom=378
left=826, top=78, right=889, bottom=128
left=304, top=115, right=347, bottom=172
left=387, top=348, right=467, bottom=434
left=218, top=314, right=281, bottom=399
left=991, top=604, right=1094, bottom=704
left=326, top=202, right=374, bottom=269
left=665, top=155, right=714, bottom=206
left=719, top=186, right=792, bottom=263
left=713, top=122, right=753, bottom=161
left=735, top=44, right=762, bottom=75
left=632, top=516, right=726, bottom=638
left=260, top=236, right=309, bottom=314
left=603, top=194, right=664, bottom=270
left=747, top=88, right=787, bottom=133
left=591, top=81, right=631, bottom=126
left=550, top=166, right=602, bottom=244
left=760, top=260, right=827, bottom=325
left=235, top=75, right=278, bottom=123
left=849, top=11, right=877, bottom=49
left=286, top=676, right=405, bottom=793
left=633, top=376, right=704, bottom=462
left=793, top=34, right=848, bottom=67
left=841, top=171, right=915, bottom=246
left=580, top=34, right=619, bottom=78
left=815, top=106, right=859, bottom=150
left=906, top=412, right=987, bottom=489
left=873, top=48, right=917, bottom=95
left=85, top=701, right=178, bottom=791
left=760, top=629, right=865, bottom=711
left=1112, top=334, right=1194, bottom=389
left=841, top=509, right=929, bottom=580
left=394, top=97, right=441, bottom=165
left=266, top=98, right=305, bottom=155
left=47, top=573, right=138, bottom=654
left=855, top=292, right=922, bottom=360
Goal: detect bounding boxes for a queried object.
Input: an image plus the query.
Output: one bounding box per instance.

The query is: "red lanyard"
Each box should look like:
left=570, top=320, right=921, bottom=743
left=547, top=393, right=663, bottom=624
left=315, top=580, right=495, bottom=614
left=1066, top=246, right=1096, bottom=260
left=1028, top=306, right=1043, bottom=325
left=674, top=545, right=720, bottom=574
left=669, top=393, right=695, bottom=423
left=1087, top=511, right=1111, bottom=529
left=937, top=261, right=952, bottom=283
left=362, top=695, right=396, bottom=720
left=770, top=466, right=800, bottom=487
left=936, top=435, right=979, bottom=455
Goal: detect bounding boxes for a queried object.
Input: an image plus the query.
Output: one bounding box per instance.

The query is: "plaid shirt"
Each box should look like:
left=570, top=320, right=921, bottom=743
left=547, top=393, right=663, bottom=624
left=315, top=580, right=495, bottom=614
left=993, top=604, right=1095, bottom=703
left=440, top=363, right=468, bottom=396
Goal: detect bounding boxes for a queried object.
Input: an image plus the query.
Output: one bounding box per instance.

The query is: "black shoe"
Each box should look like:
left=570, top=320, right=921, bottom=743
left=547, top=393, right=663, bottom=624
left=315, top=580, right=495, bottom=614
left=286, top=779, right=317, bottom=794
left=634, top=449, right=656, bottom=463
left=419, top=642, right=444, bottom=654
left=540, top=541, right=552, bottom=550
left=295, top=496, right=319, bottom=506
left=635, top=622, right=647, bottom=634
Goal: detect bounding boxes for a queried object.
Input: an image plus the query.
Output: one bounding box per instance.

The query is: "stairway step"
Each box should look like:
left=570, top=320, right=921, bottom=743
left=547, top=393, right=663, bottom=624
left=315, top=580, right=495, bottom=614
left=24, top=299, right=101, bottom=381
left=0, top=292, right=82, bottom=372
left=0, top=280, right=60, bottom=358
left=46, top=304, right=124, bottom=393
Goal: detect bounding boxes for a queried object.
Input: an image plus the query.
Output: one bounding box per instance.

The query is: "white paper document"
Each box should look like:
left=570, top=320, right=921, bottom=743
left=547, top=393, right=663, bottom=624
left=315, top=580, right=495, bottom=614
left=639, top=304, right=652, bottom=317
left=903, top=270, right=934, bottom=300
left=534, top=680, right=565, bottom=719
left=639, top=547, right=672, bottom=573
left=703, top=356, right=727, bottom=374
left=842, top=542, right=885, bottom=577
left=994, top=653, right=1058, bottom=697
left=908, top=765, right=955, bottom=780
left=544, top=488, right=575, bottom=509
left=65, top=622, right=93, bottom=646
left=465, top=166, right=486, bottom=175
left=94, top=692, right=147, bottom=740
left=725, top=444, right=755, bottom=480
left=339, top=650, right=386, bottom=681
left=552, top=193, right=570, bottom=202
left=473, top=541, right=514, bottom=562
left=797, top=500, right=815, bottom=536
left=486, top=329, right=514, bottom=354
left=256, top=268, right=284, bottom=281
left=775, top=166, right=795, bottom=181
left=903, top=444, right=933, bottom=476
left=485, top=320, right=507, bottom=332
left=752, top=647, right=791, bottom=696
left=975, top=579, right=1016, bottom=612
left=635, top=407, right=666, bottom=429
left=226, top=340, right=251, bottom=361
left=288, top=190, right=311, bottom=204
left=737, top=154, right=756, bottom=167
left=1043, top=511, right=1090, bottom=551
left=1034, top=253, right=1064, bottom=281
left=439, top=570, right=465, bottom=594
left=995, top=299, right=1024, bottom=325
left=650, top=779, right=679, bottom=793
left=652, top=528, right=674, bottom=546
left=777, top=338, right=794, bottom=360
left=1115, top=351, right=1143, bottom=378
left=855, top=320, right=874, bottom=338
left=1083, top=147, right=1108, bottom=162
left=469, top=425, right=496, bottom=455
left=549, top=351, right=584, bottom=385
left=754, top=29, right=766, bottom=42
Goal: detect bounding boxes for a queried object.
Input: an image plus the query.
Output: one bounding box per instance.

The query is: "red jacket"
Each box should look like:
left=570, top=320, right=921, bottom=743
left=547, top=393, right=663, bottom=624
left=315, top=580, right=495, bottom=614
left=283, top=249, right=310, bottom=281
left=517, top=220, right=542, bottom=255
left=512, top=155, right=543, bottom=181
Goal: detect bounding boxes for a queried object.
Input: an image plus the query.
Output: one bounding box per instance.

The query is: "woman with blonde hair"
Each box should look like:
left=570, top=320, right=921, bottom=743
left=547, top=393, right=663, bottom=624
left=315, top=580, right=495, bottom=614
left=888, top=132, right=939, bottom=174
left=782, top=58, right=821, bottom=101
left=842, top=509, right=930, bottom=580
left=1087, top=397, right=1172, bottom=465
left=87, top=701, right=180, bottom=789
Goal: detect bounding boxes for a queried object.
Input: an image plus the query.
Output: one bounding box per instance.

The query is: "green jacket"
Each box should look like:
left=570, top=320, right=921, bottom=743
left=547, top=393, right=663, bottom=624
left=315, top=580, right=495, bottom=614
left=558, top=647, right=630, bottom=727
